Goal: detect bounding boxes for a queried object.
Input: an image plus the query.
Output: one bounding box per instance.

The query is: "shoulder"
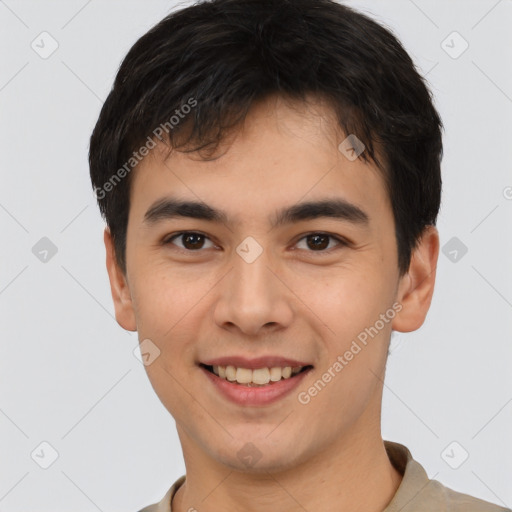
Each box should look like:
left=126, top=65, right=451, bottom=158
left=384, top=441, right=510, bottom=512
left=136, top=475, right=186, bottom=512
left=423, top=478, right=510, bottom=512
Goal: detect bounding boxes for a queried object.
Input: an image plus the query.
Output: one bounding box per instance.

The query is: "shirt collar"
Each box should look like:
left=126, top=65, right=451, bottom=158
left=382, top=440, right=433, bottom=511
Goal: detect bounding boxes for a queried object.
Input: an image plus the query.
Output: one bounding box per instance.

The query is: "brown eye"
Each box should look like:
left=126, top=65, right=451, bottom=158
left=296, top=233, right=346, bottom=252
left=165, top=232, right=215, bottom=251
left=306, top=234, right=329, bottom=250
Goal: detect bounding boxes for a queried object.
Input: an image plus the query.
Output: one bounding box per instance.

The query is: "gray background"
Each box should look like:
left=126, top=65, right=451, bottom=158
left=1, top=0, right=511, bottom=510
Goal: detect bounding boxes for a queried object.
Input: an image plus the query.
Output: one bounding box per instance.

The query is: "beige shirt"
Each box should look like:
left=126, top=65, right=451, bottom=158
left=138, top=441, right=510, bottom=512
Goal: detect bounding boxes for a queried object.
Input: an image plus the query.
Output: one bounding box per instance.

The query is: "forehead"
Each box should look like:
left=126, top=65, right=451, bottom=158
left=128, top=95, right=391, bottom=229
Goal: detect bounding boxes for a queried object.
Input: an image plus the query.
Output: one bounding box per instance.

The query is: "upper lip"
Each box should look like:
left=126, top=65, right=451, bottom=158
left=200, top=356, right=312, bottom=369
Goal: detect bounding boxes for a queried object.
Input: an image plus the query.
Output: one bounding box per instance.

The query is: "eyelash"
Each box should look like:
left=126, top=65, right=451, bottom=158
left=162, top=231, right=349, bottom=255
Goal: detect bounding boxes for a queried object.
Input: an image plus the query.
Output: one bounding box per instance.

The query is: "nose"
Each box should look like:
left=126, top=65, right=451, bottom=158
left=213, top=243, right=294, bottom=337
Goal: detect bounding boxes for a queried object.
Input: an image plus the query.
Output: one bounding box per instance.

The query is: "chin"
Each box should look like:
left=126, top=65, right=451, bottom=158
left=207, top=434, right=308, bottom=474
left=218, top=450, right=303, bottom=474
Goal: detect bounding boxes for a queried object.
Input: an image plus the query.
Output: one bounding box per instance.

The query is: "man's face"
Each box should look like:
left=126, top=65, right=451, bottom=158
left=111, top=95, right=415, bottom=472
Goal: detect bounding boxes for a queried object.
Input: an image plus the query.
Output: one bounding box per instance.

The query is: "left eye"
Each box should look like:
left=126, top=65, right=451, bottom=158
left=295, top=233, right=345, bottom=252
left=163, top=232, right=346, bottom=252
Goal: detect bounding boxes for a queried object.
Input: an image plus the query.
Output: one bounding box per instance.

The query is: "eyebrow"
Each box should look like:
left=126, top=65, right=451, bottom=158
left=143, top=197, right=370, bottom=229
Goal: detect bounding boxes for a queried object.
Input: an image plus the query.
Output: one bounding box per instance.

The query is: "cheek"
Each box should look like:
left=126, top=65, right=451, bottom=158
left=143, top=360, right=191, bottom=423
left=303, top=270, right=393, bottom=381
left=130, top=264, right=199, bottom=333
left=130, top=268, right=210, bottom=378
left=303, top=269, right=384, bottom=329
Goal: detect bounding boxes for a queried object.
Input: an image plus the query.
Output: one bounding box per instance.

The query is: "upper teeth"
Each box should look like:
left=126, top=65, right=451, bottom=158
left=212, top=365, right=303, bottom=385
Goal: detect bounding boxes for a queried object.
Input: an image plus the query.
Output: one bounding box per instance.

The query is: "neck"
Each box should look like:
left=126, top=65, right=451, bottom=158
left=172, top=421, right=402, bottom=512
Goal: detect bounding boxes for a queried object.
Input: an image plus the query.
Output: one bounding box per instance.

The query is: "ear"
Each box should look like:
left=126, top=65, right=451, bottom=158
left=104, top=228, right=137, bottom=332
left=392, top=225, right=439, bottom=333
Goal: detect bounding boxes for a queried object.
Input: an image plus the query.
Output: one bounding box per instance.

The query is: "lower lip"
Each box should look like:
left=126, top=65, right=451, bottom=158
left=200, top=366, right=312, bottom=406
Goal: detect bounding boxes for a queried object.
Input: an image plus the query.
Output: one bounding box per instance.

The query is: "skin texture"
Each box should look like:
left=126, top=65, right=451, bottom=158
left=105, top=94, right=439, bottom=512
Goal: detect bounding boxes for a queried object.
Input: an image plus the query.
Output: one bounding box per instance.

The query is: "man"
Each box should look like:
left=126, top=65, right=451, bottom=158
left=88, top=0, right=510, bottom=510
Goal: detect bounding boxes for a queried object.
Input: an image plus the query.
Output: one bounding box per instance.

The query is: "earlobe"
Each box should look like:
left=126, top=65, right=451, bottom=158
left=391, top=226, right=439, bottom=333
left=104, top=228, right=137, bottom=332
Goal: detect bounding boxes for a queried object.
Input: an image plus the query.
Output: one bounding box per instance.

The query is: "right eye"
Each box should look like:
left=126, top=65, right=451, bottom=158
left=163, top=231, right=216, bottom=252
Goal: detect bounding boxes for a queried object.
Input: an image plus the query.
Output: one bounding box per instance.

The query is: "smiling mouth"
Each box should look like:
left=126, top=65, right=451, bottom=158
left=200, top=363, right=313, bottom=387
